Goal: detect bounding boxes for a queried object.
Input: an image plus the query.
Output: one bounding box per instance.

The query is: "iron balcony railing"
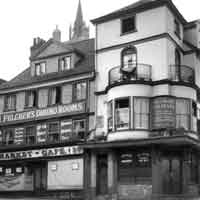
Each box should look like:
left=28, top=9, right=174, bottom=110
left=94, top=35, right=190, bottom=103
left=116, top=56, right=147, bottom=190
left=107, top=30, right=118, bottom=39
left=109, top=63, right=152, bottom=85
left=169, top=65, right=195, bottom=84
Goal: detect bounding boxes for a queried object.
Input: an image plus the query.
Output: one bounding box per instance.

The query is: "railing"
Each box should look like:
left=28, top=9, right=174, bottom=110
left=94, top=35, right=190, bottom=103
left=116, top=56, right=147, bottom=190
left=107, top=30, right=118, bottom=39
left=169, top=65, right=195, bottom=84
left=109, top=64, right=152, bottom=85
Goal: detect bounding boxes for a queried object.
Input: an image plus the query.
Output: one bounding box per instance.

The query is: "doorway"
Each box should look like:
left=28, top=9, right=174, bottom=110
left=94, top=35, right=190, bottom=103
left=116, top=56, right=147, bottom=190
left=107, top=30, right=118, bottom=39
left=96, top=155, right=108, bottom=195
left=161, top=155, right=182, bottom=194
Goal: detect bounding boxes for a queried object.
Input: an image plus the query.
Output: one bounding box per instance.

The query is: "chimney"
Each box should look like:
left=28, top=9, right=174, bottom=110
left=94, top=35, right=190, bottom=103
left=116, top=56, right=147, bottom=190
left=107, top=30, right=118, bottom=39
left=53, top=25, right=61, bottom=42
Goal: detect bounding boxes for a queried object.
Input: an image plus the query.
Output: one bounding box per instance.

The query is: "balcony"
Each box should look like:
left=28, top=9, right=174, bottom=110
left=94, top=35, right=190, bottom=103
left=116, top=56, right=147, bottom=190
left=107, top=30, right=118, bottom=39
left=169, top=65, right=195, bottom=84
left=109, top=64, right=152, bottom=85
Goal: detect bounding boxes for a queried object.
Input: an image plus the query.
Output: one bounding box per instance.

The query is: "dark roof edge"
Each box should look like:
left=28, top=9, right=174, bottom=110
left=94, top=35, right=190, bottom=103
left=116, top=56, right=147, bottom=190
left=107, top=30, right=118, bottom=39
left=91, top=0, right=187, bottom=25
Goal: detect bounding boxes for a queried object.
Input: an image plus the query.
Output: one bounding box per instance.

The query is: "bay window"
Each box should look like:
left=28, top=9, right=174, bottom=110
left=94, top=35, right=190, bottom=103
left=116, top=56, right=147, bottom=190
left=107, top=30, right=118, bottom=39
left=115, top=98, right=130, bottom=130
left=134, top=98, right=149, bottom=129
left=176, top=99, right=190, bottom=130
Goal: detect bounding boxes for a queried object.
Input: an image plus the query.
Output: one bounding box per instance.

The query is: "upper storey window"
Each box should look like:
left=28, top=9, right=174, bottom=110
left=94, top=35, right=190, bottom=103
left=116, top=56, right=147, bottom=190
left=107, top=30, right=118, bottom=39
left=25, top=91, right=37, bottom=108
left=174, top=19, right=181, bottom=39
left=59, top=56, right=72, bottom=71
left=48, top=87, right=61, bottom=106
left=121, top=16, right=136, bottom=35
left=35, top=62, right=46, bottom=76
left=4, top=94, right=16, bottom=111
left=74, top=82, right=87, bottom=101
left=122, top=46, right=137, bottom=69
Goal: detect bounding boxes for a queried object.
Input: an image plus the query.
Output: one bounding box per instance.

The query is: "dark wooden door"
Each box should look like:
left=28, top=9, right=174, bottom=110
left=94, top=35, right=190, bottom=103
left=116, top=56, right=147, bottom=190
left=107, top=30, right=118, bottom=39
left=161, top=156, right=182, bottom=194
left=96, top=155, right=108, bottom=195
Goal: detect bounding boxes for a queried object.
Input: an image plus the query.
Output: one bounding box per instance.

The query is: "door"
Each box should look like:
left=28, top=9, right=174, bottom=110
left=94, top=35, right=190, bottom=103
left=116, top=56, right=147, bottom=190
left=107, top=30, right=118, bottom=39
left=161, top=156, right=182, bottom=194
left=34, top=162, right=47, bottom=192
left=96, top=155, right=108, bottom=195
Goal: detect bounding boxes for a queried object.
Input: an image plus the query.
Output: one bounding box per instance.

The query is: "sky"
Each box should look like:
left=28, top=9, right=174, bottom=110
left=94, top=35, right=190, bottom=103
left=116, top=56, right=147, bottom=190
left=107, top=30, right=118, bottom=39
left=0, top=0, right=200, bottom=81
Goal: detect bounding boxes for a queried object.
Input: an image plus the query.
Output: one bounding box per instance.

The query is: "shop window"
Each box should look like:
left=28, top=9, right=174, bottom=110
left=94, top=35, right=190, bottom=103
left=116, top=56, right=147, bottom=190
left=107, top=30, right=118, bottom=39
left=4, top=94, right=16, bottom=111
left=59, top=56, right=71, bottom=71
left=4, top=129, right=14, bottom=145
left=107, top=101, right=113, bottom=132
left=121, top=16, right=136, bottom=35
left=74, top=82, right=87, bottom=101
left=176, top=99, right=190, bottom=130
left=115, top=98, right=130, bottom=130
left=134, top=98, right=149, bottom=129
left=73, top=119, right=86, bottom=140
left=25, top=126, right=36, bottom=145
left=25, top=91, right=37, bottom=108
left=35, top=62, right=46, bottom=76
left=118, top=151, right=152, bottom=184
left=48, top=122, right=60, bottom=142
left=48, top=87, right=61, bottom=105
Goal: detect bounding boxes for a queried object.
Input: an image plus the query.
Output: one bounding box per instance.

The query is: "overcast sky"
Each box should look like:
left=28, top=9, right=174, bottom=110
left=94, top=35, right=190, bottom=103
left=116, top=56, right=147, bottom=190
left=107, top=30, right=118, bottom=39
left=0, top=0, right=200, bottom=81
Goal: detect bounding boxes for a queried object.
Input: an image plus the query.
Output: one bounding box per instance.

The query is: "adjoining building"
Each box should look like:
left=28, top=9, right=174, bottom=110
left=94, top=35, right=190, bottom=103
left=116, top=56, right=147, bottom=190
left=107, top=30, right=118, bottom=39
left=0, top=1, right=95, bottom=199
left=83, top=0, right=200, bottom=199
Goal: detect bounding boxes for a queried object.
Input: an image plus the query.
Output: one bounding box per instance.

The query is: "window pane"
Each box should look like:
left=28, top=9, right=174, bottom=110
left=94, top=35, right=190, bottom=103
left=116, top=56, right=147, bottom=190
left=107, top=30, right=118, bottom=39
left=26, top=126, right=35, bottom=145
left=37, top=124, right=47, bottom=143
left=107, top=101, right=113, bottom=132
left=115, top=98, right=129, bottom=130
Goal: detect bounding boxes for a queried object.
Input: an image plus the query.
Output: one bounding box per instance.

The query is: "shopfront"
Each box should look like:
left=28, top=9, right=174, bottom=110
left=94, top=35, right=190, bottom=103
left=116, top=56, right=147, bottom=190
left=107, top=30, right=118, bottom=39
left=0, top=145, right=84, bottom=199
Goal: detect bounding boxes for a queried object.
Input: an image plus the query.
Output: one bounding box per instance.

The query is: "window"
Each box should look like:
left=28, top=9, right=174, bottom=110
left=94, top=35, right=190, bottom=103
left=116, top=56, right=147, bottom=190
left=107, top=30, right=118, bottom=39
left=174, top=19, right=181, bottom=38
left=4, top=94, right=16, bottom=111
left=59, top=56, right=71, bottom=71
left=73, top=119, right=86, bottom=140
left=176, top=99, right=190, bottom=130
left=115, top=98, right=130, bottom=130
left=107, top=101, right=113, bottom=132
left=4, top=129, right=14, bottom=145
left=25, top=91, right=37, bottom=108
left=25, top=126, right=36, bottom=145
left=48, top=122, right=60, bottom=142
left=74, top=82, right=87, bottom=101
left=134, top=98, right=149, bottom=129
left=119, top=151, right=152, bottom=183
left=121, top=16, right=136, bottom=34
left=35, top=62, right=46, bottom=76
left=48, top=87, right=61, bottom=105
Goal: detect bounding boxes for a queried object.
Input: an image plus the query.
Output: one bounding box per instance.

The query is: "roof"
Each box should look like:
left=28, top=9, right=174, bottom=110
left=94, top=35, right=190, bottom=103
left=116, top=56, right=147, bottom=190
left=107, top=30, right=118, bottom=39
left=0, top=38, right=95, bottom=91
left=91, top=0, right=187, bottom=25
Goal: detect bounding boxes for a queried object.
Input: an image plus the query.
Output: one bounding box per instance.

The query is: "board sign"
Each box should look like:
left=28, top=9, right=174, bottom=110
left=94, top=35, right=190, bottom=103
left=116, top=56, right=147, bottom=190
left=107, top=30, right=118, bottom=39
left=151, top=97, right=175, bottom=129
left=0, top=102, right=85, bottom=124
left=0, top=146, right=83, bottom=161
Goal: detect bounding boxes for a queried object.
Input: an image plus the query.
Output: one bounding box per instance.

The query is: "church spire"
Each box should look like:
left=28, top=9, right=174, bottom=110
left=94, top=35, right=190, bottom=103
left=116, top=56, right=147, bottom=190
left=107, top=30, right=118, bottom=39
left=70, top=0, right=89, bottom=41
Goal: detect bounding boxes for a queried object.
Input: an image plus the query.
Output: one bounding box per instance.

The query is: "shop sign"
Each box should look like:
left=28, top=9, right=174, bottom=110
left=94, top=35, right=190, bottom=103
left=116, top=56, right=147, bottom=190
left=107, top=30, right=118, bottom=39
left=0, top=146, right=83, bottom=161
left=151, top=97, right=175, bottom=129
left=0, top=102, right=85, bottom=124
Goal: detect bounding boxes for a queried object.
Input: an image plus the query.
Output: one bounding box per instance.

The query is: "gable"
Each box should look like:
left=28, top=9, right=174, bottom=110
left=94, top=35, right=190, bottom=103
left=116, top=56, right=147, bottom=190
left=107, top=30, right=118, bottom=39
left=35, top=41, right=73, bottom=59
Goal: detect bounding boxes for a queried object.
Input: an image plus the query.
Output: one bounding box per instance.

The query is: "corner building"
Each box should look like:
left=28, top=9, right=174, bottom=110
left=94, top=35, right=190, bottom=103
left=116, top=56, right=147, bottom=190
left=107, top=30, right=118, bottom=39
left=84, top=0, right=200, bottom=200
left=0, top=1, right=95, bottom=199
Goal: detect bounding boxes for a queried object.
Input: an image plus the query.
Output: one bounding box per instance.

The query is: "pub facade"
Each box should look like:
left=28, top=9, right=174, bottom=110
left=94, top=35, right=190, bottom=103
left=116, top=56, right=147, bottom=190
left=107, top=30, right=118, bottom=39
left=0, top=1, right=95, bottom=199
left=84, top=0, right=200, bottom=200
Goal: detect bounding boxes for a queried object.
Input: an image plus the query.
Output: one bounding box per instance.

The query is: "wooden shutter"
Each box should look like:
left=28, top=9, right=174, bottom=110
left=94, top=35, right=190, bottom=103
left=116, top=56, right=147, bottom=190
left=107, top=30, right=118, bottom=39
left=60, top=119, right=72, bottom=140
left=62, top=84, right=72, bottom=104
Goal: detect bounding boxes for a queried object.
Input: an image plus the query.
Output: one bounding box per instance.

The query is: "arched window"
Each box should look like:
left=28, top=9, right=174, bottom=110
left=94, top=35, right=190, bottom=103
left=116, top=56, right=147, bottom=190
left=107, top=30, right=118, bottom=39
left=121, top=46, right=137, bottom=71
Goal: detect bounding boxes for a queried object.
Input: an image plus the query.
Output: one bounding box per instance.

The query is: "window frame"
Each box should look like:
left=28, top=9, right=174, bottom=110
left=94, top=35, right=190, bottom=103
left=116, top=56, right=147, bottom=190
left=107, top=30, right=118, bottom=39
left=4, top=94, right=16, bottom=112
left=73, top=81, right=87, bottom=102
left=121, top=15, right=137, bottom=35
left=35, top=62, right=46, bottom=76
left=58, top=56, right=72, bottom=72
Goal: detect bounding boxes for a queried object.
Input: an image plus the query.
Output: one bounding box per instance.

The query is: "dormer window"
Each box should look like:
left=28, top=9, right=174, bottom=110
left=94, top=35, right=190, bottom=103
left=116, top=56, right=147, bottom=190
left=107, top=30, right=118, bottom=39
left=35, top=62, right=46, bottom=76
left=59, top=56, right=72, bottom=71
left=121, top=16, right=136, bottom=35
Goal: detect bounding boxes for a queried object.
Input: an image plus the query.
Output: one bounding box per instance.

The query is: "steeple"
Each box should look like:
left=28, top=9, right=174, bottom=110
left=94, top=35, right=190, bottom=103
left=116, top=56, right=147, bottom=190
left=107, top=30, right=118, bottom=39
left=70, top=0, right=89, bottom=41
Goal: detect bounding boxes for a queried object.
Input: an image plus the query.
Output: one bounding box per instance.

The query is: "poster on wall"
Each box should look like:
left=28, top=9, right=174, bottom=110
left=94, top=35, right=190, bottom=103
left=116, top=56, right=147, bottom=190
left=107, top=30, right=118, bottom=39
left=151, top=97, right=176, bottom=129
left=60, top=120, right=72, bottom=140
left=14, top=128, right=24, bottom=145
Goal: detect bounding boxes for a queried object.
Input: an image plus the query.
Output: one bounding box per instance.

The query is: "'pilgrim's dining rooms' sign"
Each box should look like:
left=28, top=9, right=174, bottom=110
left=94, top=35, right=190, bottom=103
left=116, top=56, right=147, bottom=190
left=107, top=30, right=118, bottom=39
left=0, top=146, right=83, bottom=161
left=0, top=102, right=85, bottom=124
